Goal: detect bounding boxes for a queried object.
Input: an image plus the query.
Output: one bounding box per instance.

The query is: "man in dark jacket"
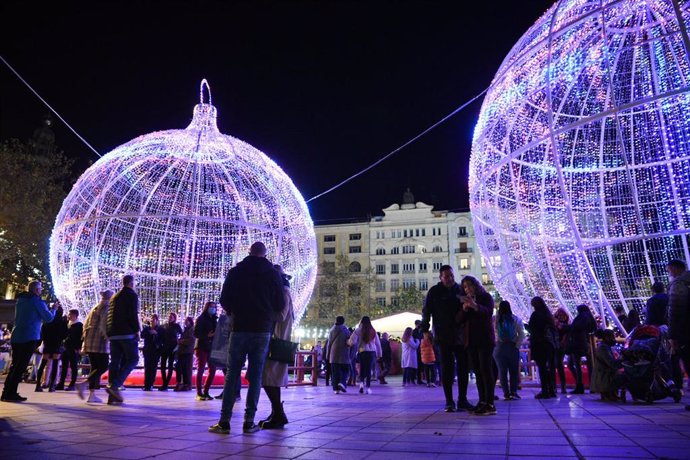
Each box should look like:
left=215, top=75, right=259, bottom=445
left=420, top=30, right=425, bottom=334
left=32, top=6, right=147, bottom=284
left=667, top=259, right=690, bottom=399
left=210, top=242, right=285, bottom=435
left=105, top=275, right=141, bottom=405
left=421, top=265, right=473, bottom=413
left=644, top=282, right=668, bottom=326
left=1, top=280, right=54, bottom=402
left=378, top=332, right=392, bottom=384
left=56, top=309, right=83, bottom=391
left=564, top=304, right=596, bottom=394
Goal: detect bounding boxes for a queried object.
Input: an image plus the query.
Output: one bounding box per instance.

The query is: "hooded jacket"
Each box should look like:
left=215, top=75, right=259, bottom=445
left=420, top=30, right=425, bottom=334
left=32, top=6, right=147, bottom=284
left=219, top=255, right=285, bottom=333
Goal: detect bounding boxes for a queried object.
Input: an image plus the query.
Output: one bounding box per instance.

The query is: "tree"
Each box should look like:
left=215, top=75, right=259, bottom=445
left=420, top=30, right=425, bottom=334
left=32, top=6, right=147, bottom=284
left=303, top=255, right=376, bottom=329
left=389, top=285, right=425, bottom=315
left=0, top=139, right=73, bottom=294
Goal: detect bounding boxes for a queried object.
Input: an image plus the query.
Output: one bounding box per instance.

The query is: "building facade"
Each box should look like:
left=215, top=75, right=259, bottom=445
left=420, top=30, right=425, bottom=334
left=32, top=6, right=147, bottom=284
left=304, top=192, right=496, bottom=327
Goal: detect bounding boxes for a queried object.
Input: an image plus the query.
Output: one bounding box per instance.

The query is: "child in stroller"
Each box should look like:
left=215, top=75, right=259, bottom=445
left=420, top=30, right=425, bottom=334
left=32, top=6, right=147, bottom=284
left=619, top=325, right=682, bottom=404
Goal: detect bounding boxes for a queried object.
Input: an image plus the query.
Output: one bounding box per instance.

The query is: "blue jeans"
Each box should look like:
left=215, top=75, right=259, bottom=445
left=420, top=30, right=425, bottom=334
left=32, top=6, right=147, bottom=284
left=219, top=332, right=271, bottom=424
left=494, top=342, right=520, bottom=396
left=108, top=339, right=139, bottom=389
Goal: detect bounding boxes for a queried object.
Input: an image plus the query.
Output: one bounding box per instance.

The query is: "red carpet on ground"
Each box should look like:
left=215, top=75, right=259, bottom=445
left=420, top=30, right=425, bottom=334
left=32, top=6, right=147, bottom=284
left=99, top=369, right=247, bottom=387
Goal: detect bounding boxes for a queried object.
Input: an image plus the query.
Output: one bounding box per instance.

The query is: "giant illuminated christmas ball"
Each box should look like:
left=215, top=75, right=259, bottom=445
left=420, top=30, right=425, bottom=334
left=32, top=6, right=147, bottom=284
left=50, top=80, right=317, bottom=323
left=470, top=0, right=690, bottom=328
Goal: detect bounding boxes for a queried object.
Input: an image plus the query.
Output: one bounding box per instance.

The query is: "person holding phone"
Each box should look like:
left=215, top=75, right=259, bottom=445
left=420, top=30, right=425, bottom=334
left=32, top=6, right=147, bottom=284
left=421, top=265, right=473, bottom=413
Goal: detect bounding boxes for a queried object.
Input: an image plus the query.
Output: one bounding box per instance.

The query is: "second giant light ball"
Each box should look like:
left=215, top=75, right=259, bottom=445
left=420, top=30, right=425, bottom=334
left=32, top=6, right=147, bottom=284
left=470, top=0, right=690, bottom=326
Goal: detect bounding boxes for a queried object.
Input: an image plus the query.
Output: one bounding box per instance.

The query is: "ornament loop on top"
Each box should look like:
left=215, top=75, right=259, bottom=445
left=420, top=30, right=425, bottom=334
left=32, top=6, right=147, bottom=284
left=200, top=79, right=212, bottom=106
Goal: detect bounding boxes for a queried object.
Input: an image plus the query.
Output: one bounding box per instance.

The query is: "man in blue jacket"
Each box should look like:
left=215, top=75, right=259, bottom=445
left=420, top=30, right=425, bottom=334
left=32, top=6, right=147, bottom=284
left=209, top=241, right=285, bottom=434
left=1, top=280, right=55, bottom=402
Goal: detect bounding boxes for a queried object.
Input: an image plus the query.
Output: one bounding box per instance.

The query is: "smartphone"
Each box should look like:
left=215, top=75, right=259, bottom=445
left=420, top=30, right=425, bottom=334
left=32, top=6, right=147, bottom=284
left=457, top=295, right=468, bottom=302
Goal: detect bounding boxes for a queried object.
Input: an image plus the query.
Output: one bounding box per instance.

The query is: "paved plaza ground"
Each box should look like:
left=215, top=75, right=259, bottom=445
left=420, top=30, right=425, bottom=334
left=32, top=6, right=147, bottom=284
left=2, top=377, right=690, bottom=460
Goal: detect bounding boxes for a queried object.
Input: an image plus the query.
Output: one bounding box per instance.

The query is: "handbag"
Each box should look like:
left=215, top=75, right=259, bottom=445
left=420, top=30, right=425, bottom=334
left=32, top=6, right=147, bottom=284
left=209, top=314, right=231, bottom=369
left=267, top=336, right=298, bottom=364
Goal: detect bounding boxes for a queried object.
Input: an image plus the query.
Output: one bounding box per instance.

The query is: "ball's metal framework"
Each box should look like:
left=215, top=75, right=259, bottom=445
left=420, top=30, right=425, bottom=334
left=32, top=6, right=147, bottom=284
left=50, top=80, right=317, bottom=323
left=470, top=0, right=690, bottom=328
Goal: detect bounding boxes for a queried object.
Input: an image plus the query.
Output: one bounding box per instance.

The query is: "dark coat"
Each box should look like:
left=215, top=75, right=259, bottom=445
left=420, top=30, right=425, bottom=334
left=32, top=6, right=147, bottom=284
left=380, top=337, right=392, bottom=365
left=456, top=291, right=495, bottom=349
left=64, top=321, right=83, bottom=352
left=528, top=309, right=558, bottom=361
left=141, top=324, right=164, bottom=352
left=668, top=270, right=690, bottom=343
left=564, top=311, right=596, bottom=357
left=194, top=311, right=217, bottom=352
left=644, top=293, right=668, bottom=326
left=107, top=286, right=140, bottom=338
left=421, top=282, right=465, bottom=346
left=41, top=316, right=68, bottom=354
left=219, top=255, right=285, bottom=333
left=161, top=322, right=183, bottom=353
left=177, top=325, right=195, bottom=355
left=327, top=324, right=350, bottom=364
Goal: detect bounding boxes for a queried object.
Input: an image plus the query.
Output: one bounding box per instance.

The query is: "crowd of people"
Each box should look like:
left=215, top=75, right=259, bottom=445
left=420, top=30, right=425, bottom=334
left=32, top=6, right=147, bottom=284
left=1, top=248, right=689, bottom=429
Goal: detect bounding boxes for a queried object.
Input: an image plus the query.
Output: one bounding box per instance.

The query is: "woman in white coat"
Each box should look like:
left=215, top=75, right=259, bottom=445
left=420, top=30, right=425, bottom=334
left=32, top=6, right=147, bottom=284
left=258, top=265, right=294, bottom=429
left=347, top=316, right=382, bottom=394
left=401, top=326, right=419, bottom=386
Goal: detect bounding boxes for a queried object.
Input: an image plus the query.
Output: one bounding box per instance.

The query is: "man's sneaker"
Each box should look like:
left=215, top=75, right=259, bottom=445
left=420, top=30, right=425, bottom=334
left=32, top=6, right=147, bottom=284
left=209, top=422, right=230, bottom=434
left=106, top=396, right=122, bottom=406
left=76, top=381, right=88, bottom=400
left=475, top=404, right=497, bottom=416
left=444, top=401, right=456, bottom=412
left=196, top=394, right=209, bottom=401
left=471, top=402, right=487, bottom=415
left=457, top=400, right=476, bottom=412
left=510, top=393, right=521, bottom=400
left=366, top=387, right=372, bottom=395
left=503, top=394, right=512, bottom=401
left=243, top=422, right=260, bottom=433
left=334, top=390, right=340, bottom=394
left=337, top=383, right=347, bottom=393
left=87, top=392, right=103, bottom=403
left=105, top=386, right=123, bottom=402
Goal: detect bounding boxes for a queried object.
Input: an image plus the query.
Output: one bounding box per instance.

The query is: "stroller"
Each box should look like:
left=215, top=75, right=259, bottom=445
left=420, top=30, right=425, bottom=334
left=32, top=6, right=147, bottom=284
left=619, top=325, right=682, bottom=404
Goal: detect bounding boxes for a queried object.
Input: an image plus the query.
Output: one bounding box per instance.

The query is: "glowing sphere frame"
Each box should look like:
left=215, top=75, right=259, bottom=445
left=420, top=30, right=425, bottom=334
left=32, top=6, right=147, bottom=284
left=470, top=0, right=690, bottom=328
left=50, top=80, right=317, bottom=323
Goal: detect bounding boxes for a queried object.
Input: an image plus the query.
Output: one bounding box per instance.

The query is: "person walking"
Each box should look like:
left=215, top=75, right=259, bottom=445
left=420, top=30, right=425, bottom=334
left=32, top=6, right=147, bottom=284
left=458, top=275, right=496, bottom=415
left=141, top=314, right=163, bottom=391
left=421, top=265, right=473, bottom=412
left=327, top=316, right=351, bottom=394
left=347, top=316, right=382, bottom=395
left=76, top=290, right=113, bottom=403
left=194, top=302, right=218, bottom=400
left=105, top=275, right=141, bottom=405
left=258, top=265, right=294, bottom=429
left=56, top=309, right=83, bottom=391
left=159, top=312, right=182, bottom=391
left=493, top=300, right=525, bottom=401
left=209, top=241, right=285, bottom=435
left=644, top=282, right=668, bottom=326
left=527, top=296, right=558, bottom=399
left=554, top=308, right=570, bottom=394
left=401, top=327, right=419, bottom=386
left=667, top=259, right=690, bottom=399
left=1, top=280, right=55, bottom=402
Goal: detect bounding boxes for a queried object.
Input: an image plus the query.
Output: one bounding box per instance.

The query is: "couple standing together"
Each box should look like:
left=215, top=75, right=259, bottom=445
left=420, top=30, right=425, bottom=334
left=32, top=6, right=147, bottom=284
left=421, top=265, right=497, bottom=415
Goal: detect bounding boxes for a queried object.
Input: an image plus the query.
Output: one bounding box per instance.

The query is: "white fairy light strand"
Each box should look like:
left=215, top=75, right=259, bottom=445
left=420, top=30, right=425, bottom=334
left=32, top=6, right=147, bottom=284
left=306, top=87, right=489, bottom=203
left=0, top=54, right=102, bottom=158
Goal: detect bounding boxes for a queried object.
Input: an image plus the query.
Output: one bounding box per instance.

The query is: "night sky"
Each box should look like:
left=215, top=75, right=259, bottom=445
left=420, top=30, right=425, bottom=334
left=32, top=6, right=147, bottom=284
left=1, top=1, right=554, bottom=223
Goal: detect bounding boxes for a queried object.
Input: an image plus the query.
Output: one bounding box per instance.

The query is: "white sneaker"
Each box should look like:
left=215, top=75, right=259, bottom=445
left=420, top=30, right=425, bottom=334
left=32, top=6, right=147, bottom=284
left=359, top=383, right=364, bottom=394
left=76, top=381, right=88, bottom=400
left=366, top=388, right=372, bottom=395
left=87, top=391, right=103, bottom=403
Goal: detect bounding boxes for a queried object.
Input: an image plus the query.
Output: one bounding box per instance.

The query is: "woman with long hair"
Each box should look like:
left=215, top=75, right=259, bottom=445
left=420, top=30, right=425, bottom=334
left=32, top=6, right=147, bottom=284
left=494, top=300, right=525, bottom=400
left=554, top=308, right=570, bottom=394
left=76, top=290, right=114, bottom=402
left=401, top=326, right=419, bottom=386
left=564, top=304, right=597, bottom=394
left=347, top=316, right=382, bottom=394
left=527, top=296, right=558, bottom=399
left=458, top=276, right=496, bottom=415
left=35, top=304, right=67, bottom=392
left=193, top=301, right=218, bottom=400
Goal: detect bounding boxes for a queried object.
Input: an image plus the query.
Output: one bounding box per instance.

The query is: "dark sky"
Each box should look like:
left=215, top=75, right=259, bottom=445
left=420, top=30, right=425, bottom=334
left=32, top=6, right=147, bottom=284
left=1, top=0, right=553, bottom=223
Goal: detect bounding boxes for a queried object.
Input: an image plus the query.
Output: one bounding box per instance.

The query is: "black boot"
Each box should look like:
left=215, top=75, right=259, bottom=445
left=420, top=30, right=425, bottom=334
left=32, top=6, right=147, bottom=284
left=258, top=410, right=273, bottom=428
left=262, top=402, right=288, bottom=429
